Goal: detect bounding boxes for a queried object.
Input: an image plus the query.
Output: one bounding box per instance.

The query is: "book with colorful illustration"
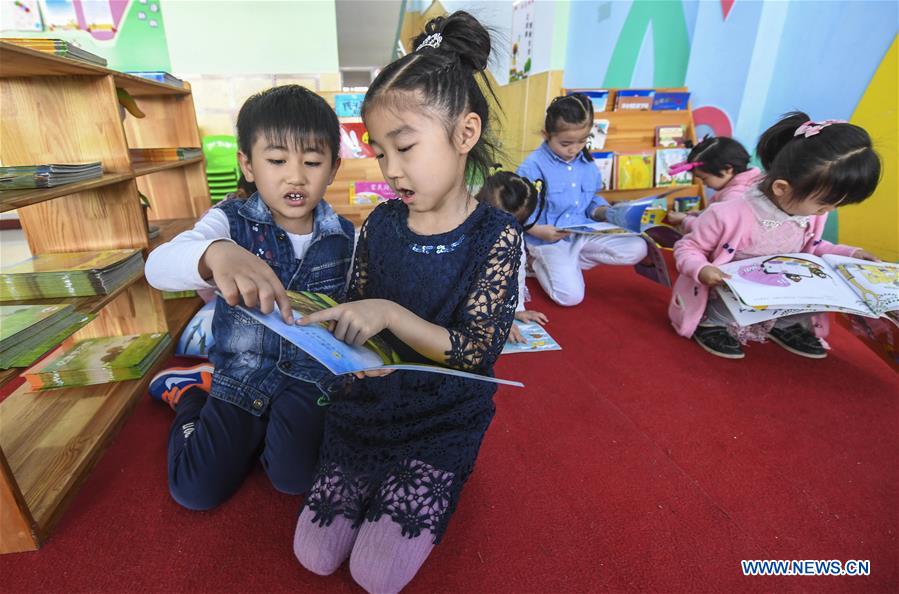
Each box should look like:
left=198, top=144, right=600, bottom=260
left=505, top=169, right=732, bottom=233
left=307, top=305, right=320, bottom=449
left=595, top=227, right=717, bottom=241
left=334, top=93, right=366, bottom=118
left=0, top=249, right=144, bottom=301
left=655, top=125, right=687, bottom=148
left=502, top=321, right=561, bottom=354
left=24, top=332, right=171, bottom=390
left=716, top=255, right=899, bottom=326
left=339, top=122, right=375, bottom=159
left=591, top=151, right=614, bottom=191
left=349, top=181, right=398, bottom=204
left=615, top=152, right=655, bottom=190
left=588, top=119, right=609, bottom=151
left=614, top=89, right=654, bottom=111
left=651, top=92, right=690, bottom=111
left=237, top=291, right=523, bottom=387
left=655, top=148, right=692, bottom=186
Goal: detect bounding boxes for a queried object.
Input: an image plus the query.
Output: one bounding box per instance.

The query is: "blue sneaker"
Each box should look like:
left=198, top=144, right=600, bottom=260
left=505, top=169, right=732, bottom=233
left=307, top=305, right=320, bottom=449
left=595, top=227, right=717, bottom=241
left=148, top=363, right=214, bottom=409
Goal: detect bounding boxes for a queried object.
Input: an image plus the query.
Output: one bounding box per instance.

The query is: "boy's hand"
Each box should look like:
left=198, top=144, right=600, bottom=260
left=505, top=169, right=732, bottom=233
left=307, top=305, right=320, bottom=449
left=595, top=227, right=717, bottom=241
left=852, top=249, right=880, bottom=262
left=515, top=310, right=548, bottom=325
left=592, top=205, right=609, bottom=222
left=698, top=265, right=731, bottom=287
left=528, top=224, right=570, bottom=242
left=299, top=299, right=395, bottom=346
left=666, top=211, right=687, bottom=225
left=202, top=240, right=294, bottom=323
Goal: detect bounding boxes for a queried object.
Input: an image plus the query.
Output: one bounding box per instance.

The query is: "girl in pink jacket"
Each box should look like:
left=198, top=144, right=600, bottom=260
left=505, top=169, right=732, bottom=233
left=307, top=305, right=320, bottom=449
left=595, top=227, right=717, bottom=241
left=668, top=136, right=761, bottom=233
left=670, top=112, right=881, bottom=359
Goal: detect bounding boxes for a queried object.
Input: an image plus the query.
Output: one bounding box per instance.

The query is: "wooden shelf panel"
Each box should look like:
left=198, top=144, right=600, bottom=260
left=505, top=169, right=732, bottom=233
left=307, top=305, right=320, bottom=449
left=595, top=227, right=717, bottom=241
left=0, top=339, right=172, bottom=541
left=331, top=203, right=376, bottom=227
left=148, top=218, right=198, bottom=251
left=0, top=173, right=133, bottom=214
left=0, top=43, right=188, bottom=97
left=132, top=156, right=204, bottom=177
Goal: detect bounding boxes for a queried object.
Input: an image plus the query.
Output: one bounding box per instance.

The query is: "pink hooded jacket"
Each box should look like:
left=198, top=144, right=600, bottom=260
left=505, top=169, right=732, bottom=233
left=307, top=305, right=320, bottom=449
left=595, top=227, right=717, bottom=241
left=682, top=167, right=762, bottom=233
left=669, top=197, right=858, bottom=339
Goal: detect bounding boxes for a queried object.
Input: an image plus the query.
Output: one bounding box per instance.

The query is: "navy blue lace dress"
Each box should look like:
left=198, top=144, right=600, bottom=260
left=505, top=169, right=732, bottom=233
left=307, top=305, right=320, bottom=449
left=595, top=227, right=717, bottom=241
left=303, top=199, right=522, bottom=543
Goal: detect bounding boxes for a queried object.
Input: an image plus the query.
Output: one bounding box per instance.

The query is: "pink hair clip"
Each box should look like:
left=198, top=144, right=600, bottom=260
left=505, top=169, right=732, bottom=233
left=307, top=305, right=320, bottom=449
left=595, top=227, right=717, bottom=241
left=668, top=161, right=702, bottom=175
left=794, top=119, right=846, bottom=138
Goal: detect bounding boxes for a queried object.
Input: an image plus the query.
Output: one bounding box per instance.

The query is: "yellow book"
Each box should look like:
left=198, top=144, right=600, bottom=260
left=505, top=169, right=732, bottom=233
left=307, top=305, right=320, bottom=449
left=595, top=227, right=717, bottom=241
left=615, top=153, right=654, bottom=190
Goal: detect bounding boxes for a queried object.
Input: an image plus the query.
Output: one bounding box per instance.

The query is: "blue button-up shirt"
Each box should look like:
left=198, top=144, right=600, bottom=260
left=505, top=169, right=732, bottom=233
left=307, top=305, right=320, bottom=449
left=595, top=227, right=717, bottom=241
left=516, top=142, right=609, bottom=245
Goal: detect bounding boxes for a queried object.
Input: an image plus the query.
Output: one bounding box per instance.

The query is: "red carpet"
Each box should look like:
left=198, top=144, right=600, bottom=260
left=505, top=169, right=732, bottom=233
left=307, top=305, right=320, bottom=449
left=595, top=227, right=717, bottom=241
left=2, top=266, right=896, bottom=592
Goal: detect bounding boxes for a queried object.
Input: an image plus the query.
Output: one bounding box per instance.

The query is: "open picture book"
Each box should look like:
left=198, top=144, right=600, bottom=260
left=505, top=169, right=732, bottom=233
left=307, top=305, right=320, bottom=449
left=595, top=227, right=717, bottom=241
left=237, top=291, right=524, bottom=387
left=715, top=254, right=898, bottom=327
left=501, top=321, right=562, bottom=355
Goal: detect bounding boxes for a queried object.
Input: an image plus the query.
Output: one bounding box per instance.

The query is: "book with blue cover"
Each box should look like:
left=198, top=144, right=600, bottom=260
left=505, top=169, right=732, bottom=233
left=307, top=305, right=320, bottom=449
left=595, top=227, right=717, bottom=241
left=652, top=92, right=690, bottom=111
left=502, top=321, right=561, bottom=354
left=567, top=89, right=610, bottom=112
left=334, top=93, right=366, bottom=118
left=125, top=71, right=185, bottom=88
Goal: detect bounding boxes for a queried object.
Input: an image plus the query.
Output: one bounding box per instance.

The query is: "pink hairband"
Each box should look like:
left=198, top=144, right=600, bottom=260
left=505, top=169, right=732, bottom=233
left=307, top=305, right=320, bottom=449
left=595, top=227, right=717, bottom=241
left=668, top=161, right=703, bottom=175
left=794, top=119, right=846, bottom=138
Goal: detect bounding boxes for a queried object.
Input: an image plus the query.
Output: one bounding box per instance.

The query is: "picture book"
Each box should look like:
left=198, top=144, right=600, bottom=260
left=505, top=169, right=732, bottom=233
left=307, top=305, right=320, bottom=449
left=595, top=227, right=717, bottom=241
left=655, top=125, right=686, bottom=148
left=176, top=300, right=215, bottom=358
left=129, top=147, right=202, bottom=162
left=557, top=222, right=636, bottom=237
left=334, top=93, right=365, bottom=118
left=25, top=332, right=171, bottom=390
left=588, top=119, right=609, bottom=151
left=0, top=249, right=144, bottom=301
left=0, top=309, right=93, bottom=369
left=567, top=89, right=609, bottom=112
left=349, top=181, right=399, bottom=205
left=655, top=148, right=692, bottom=186
left=502, top=321, right=561, bottom=354
left=615, top=89, right=654, bottom=111
left=673, top=196, right=702, bottom=213
left=615, top=152, right=654, bottom=189
left=339, top=122, right=375, bottom=159
left=237, top=291, right=524, bottom=387
left=716, top=254, right=899, bottom=327
left=591, top=151, right=614, bottom=191
left=0, top=161, right=102, bottom=189
left=652, top=92, right=690, bottom=111
left=606, top=195, right=672, bottom=232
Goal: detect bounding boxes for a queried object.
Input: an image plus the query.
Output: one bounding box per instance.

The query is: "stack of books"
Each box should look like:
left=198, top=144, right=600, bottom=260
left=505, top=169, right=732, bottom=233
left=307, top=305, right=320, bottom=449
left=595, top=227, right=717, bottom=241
left=3, top=38, right=107, bottom=67
left=130, top=147, right=203, bottom=162
left=0, top=249, right=144, bottom=301
left=0, top=304, right=94, bottom=368
left=0, top=162, right=102, bottom=190
left=24, top=332, right=171, bottom=390
left=125, top=71, right=185, bottom=88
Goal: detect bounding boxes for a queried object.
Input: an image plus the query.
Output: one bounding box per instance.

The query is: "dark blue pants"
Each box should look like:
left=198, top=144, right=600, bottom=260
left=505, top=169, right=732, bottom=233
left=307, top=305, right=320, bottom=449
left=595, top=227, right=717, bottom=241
left=167, top=375, right=326, bottom=511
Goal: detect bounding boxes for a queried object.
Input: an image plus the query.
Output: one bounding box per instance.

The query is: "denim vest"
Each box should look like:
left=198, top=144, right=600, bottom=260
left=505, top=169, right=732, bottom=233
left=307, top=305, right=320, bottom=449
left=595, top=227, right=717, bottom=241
left=208, top=194, right=355, bottom=416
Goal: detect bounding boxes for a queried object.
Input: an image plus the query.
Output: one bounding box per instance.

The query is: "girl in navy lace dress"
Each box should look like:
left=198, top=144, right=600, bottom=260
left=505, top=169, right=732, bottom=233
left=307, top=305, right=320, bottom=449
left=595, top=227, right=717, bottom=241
left=292, top=11, right=522, bottom=594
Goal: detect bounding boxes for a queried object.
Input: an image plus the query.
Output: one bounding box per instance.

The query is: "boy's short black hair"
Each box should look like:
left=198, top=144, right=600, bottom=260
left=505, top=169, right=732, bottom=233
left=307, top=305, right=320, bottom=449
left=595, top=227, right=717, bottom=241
left=687, top=136, right=750, bottom=177
left=236, top=85, right=340, bottom=164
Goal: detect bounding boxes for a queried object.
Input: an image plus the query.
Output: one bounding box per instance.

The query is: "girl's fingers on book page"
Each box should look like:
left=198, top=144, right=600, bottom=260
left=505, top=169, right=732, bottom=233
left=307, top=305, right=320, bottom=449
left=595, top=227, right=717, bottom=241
left=234, top=276, right=259, bottom=309
left=272, top=284, right=294, bottom=324
left=217, top=277, right=241, bottom=307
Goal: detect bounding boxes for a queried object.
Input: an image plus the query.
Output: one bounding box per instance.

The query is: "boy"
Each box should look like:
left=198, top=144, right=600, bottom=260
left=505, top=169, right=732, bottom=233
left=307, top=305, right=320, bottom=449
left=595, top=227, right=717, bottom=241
left=145, top=86, right=354, bottom=510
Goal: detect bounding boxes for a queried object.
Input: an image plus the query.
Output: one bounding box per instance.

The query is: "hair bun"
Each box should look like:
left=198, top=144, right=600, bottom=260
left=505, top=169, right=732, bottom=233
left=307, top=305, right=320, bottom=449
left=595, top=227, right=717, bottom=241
left=413, top=11, right=491, bottom=72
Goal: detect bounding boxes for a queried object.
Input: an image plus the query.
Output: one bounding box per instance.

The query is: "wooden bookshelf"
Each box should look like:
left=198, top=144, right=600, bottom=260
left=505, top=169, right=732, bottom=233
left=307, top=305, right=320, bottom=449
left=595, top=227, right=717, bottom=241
left=0, top=42, right=210, bottom=553
left=562, top=87, right=706, bottom=205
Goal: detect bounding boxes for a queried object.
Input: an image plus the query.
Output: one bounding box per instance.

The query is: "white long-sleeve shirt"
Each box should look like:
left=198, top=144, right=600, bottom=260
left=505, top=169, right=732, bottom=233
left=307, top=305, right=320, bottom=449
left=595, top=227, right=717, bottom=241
left=144, top=208, right=313, bottom=292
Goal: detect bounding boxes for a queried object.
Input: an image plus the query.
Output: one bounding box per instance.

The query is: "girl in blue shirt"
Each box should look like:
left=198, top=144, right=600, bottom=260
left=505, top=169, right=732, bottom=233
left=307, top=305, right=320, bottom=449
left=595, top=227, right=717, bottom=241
left=517, top=94, right=647, bottom=306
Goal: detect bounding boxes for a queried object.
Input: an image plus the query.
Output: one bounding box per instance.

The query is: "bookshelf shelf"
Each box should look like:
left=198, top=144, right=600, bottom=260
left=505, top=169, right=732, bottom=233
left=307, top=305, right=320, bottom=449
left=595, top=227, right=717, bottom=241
left=0, top=43, right=210, bottom=553
left=133, top=156, right=204, bottom=177
left=149, top=217, right=201, bottom=250
left=0, top=173, right=134, bottom=213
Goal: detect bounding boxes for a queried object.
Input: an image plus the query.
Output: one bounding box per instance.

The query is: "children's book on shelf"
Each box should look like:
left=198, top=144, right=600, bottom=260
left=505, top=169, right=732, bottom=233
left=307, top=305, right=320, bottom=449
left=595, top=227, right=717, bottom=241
left=24, top=332, right=171, bottom=390
left=588, top=119, right=609, bottom=151
left=652, top=92, right=690, bottom=111
left=566, top=89, right=609, bottom=112
left=615, top=89, right=654, bottom=111
left=3, top=37, right=107, bottom=66
left=501, top=321, right=561, bottom=354
left=129, top=147, right=202, bottom=162
left=615, top=152, right=654, bottom=189
left=655, top=125, right=686, bottom=148
left=349, top=181, right=398, bottom=204
left=125, top=71, right=185, bottom=88
left=237, top=291, right=524, bottom=387
left=673, top=196, right=701, bottom=212
left=0, top=249, right=144, bottom=301
left=339, top=122, right=375, bottom=159
left=716, top=255, right=899, bottom=327
left=334, top=93, right=365, bottom=118
left=0, top=162, right=102, bottom=189
left=176, top=300, right=215, bottom=358
left=655, top=148, right=692, bottom=186
left=0, top=304, right=93, bottom=368
left=591, top=151, right=614, bottom=192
